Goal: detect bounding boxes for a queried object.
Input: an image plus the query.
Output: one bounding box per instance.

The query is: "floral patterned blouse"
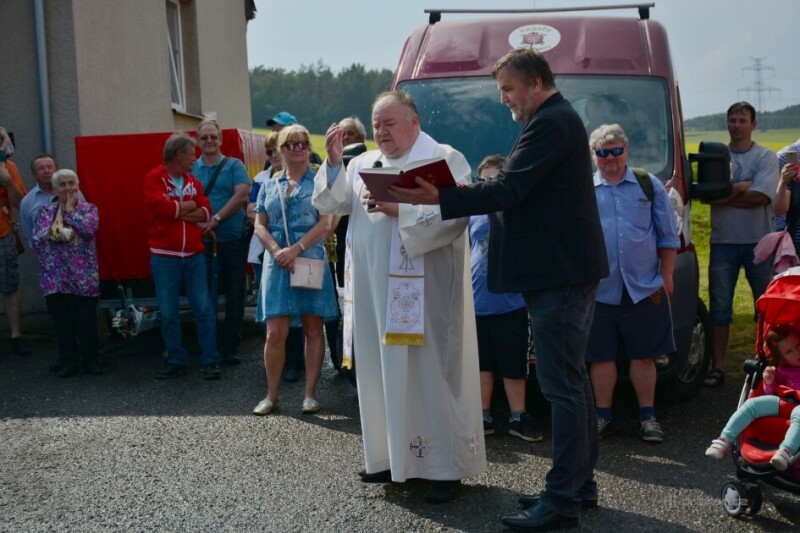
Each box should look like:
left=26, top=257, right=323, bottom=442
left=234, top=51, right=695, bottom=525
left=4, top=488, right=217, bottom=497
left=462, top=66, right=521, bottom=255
left=31, top=200, right=100, bottom=297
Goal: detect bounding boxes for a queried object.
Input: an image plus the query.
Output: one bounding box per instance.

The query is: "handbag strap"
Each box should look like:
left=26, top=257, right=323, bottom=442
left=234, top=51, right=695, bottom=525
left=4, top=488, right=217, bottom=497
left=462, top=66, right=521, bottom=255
left=203, top=157, right=229, bottom=197
left=277, top=180, right=293, bottom=247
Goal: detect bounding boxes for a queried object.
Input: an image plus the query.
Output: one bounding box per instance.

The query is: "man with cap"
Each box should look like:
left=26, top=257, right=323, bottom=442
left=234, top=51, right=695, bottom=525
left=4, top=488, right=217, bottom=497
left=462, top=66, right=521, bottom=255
left=265, top=111, right=298, bottom=132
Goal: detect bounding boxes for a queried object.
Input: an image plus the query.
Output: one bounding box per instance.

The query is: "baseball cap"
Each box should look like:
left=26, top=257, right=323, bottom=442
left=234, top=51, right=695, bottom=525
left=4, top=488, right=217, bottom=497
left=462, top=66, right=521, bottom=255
left=266, top=111, right=298, bottom=127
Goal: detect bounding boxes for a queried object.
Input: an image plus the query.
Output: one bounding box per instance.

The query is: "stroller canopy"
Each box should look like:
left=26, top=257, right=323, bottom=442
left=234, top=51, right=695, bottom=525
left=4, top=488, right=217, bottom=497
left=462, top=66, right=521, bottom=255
left=755, top=267, right=800, bottom=358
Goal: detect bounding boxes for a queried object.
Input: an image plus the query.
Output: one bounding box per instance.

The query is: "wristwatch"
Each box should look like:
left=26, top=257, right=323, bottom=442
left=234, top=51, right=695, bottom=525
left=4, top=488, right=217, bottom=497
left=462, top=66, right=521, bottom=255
left=213, top=214, right=222, bottom=222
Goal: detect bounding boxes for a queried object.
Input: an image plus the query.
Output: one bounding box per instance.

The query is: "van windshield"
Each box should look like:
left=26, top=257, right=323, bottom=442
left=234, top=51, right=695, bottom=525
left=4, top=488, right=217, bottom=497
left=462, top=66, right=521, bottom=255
left=398, top=75, right=673, bottom=183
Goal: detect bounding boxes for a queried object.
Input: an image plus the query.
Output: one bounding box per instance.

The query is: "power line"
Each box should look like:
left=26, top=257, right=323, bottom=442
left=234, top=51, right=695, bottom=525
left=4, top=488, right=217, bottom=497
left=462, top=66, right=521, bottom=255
left=738, top=57, right=780, bottom=114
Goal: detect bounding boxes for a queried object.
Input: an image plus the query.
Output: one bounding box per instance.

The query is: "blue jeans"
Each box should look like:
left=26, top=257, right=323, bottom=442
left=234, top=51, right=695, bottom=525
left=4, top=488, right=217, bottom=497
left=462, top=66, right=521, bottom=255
left=525, top=282, right=599, bottom=518
left=205, top=237, right=248, bottom=357
left=151, top=253, right=219, bottom=367
left=709, top=243, right=773, bottom=327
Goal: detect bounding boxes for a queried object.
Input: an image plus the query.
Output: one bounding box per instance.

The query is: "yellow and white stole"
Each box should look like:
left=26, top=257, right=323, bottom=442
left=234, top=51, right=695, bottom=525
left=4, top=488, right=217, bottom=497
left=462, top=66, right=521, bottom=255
left=340, top=133, right=438, bottom=366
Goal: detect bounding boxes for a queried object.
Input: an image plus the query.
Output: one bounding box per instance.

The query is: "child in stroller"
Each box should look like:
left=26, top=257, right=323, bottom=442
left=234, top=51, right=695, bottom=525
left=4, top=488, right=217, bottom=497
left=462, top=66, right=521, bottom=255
left=706, top=324, right=800, bottom=471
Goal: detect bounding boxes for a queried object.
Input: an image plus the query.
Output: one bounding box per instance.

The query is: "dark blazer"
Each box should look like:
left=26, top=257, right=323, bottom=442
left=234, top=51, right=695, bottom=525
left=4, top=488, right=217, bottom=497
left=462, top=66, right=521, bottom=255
left=440, top=92, right=608, bottom=293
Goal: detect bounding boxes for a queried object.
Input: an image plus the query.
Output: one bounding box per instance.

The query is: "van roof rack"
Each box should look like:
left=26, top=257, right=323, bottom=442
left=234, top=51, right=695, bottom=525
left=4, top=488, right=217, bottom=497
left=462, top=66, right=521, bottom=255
left=425, top=3, right=654, bottom=25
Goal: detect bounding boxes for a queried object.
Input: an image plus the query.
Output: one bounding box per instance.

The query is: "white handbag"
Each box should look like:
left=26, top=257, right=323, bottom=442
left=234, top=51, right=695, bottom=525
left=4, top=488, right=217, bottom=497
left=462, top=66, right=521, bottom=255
left=278, top=186, right=325, bottom=290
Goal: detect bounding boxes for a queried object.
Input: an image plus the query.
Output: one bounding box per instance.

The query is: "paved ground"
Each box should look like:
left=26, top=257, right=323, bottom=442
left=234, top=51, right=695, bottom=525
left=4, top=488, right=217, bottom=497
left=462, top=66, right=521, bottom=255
left=3, top=326, right=800, bottom=532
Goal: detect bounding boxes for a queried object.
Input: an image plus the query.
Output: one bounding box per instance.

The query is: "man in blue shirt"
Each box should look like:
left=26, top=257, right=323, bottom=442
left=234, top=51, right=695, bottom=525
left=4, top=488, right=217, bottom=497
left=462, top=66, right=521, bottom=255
left=193, top=120, right=251, bottom=366
left=587, top=124, right=680, bottom=443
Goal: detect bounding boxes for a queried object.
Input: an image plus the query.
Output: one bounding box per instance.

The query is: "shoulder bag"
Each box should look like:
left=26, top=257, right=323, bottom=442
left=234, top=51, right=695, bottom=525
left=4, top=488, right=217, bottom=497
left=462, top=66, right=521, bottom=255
left=277, top=184, right=325, bottom=290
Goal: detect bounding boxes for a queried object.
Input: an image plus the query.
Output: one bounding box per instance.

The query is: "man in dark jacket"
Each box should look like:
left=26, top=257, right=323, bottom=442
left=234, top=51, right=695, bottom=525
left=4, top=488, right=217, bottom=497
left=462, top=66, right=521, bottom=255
left=392, top=48, right=608, bottom=531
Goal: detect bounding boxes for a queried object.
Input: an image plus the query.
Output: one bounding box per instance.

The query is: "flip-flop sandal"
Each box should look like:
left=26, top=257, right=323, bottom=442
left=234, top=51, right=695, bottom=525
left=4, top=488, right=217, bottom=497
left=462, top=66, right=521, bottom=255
left=703, top=368, right=725, bottom=388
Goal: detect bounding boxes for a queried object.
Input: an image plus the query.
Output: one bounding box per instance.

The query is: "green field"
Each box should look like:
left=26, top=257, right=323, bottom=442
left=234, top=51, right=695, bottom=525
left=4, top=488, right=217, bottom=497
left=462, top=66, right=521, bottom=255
left=252, top=128, right=371, bottom=160
left=685, top=128, right=800, bottom=153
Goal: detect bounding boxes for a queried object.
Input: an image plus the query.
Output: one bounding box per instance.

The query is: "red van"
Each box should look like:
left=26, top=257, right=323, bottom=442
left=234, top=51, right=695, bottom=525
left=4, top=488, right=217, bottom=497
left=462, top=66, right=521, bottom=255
left=392, top=5, right=708, bottom=402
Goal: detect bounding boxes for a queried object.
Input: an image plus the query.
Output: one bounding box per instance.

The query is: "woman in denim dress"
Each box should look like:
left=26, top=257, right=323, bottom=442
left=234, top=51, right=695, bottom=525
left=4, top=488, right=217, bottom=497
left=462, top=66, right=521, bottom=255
left=252, top=125, right=338, bottom=415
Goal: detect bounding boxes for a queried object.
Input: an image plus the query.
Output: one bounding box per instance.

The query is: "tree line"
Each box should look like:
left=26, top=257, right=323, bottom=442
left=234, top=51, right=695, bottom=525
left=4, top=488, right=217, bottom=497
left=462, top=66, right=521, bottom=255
left=686, top=104, right=800, bottom=131
left=250, top=62, right=395, bottom=134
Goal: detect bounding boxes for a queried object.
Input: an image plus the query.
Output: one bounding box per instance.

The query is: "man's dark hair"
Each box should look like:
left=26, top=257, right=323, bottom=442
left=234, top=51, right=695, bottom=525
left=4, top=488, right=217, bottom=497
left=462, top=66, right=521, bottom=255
left=727, top=101, right=756, bottom=122
left=491, top=48, right=556, bottom=89
left=31, top=153, right=57, bottom=172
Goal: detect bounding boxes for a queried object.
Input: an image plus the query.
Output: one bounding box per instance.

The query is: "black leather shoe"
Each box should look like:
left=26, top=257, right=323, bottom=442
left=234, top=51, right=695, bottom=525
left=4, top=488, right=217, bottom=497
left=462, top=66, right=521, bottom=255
left=423, top=480, right=461, bottom=504
left=220, top=355, right=241, bottom=367
left=84, top=363, right=104, bottom=375
left=203, top=363, right=221, bottom=380
left=518, top=494, right=597, bottom=511
left=156, top=364, right=187, bottom=380
left=501, top=504, right=579, bottom=531
left=358, top=469, right=392, bottom=483
left=58, top=365, right=81, bottom=378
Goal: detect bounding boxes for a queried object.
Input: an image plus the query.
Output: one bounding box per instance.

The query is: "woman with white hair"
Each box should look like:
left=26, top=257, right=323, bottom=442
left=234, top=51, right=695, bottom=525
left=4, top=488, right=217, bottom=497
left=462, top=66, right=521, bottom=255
left=31, top=169, right=101, bottom=378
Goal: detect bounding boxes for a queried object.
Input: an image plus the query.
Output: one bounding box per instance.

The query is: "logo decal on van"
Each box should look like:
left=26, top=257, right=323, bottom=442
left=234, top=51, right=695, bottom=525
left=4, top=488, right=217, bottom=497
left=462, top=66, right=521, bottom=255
left=508, top=24, right=561, bottom=52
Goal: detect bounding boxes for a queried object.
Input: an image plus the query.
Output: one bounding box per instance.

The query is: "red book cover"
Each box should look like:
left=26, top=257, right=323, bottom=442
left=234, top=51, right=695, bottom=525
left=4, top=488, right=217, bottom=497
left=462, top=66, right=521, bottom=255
left=359, top=157, right=456, bottom=203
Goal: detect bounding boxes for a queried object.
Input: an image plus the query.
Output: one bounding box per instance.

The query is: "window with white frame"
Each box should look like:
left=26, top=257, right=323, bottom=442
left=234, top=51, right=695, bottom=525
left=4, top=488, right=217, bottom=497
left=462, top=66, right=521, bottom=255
left=166, top=0, right=185, bottom=110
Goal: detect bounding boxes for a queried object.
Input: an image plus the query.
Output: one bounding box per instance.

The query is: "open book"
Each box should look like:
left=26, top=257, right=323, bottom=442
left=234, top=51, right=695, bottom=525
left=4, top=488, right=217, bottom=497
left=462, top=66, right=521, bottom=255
left=358, top=157, right=457, bottom=203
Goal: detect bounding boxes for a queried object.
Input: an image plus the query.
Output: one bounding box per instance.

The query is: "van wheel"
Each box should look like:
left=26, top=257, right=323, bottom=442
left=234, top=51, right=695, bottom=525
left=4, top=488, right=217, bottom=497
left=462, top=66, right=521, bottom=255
left=659, top=300, right=711, bottom=403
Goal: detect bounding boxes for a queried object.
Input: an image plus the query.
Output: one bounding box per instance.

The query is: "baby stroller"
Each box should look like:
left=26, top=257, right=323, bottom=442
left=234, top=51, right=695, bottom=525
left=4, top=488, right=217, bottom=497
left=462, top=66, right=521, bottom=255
left=717, top=267, right=800, bottom=518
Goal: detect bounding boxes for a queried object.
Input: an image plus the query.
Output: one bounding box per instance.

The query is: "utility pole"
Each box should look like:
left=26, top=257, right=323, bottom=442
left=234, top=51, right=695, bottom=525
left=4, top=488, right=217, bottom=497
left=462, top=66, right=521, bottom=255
left=738, top=57, right=780, bottom=124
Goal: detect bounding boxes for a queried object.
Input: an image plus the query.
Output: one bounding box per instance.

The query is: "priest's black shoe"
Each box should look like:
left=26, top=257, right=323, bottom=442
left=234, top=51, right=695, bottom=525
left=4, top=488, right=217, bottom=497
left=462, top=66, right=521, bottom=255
left=423, top=480, right=461, bottom=504
left=501, top=504, right=579, bottom=531
left=518, top=494, right=597, bottom=511
left=358, top=469, right=392, bottom=483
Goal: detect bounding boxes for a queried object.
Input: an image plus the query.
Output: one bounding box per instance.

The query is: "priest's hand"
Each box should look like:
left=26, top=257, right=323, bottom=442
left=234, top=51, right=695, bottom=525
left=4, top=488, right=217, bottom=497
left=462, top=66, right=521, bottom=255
left=390, top=177, right=439, bottom=205
left=361, top=189, right=398, bottom=217
left=325, top=123, right=344, bottom=168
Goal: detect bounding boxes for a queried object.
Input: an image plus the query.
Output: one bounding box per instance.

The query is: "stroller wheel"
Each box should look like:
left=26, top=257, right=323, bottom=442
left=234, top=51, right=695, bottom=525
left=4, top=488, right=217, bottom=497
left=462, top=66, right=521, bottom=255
left=721, top=481, right=749, bottom=517
left=743, top=482, right=762, bottom=516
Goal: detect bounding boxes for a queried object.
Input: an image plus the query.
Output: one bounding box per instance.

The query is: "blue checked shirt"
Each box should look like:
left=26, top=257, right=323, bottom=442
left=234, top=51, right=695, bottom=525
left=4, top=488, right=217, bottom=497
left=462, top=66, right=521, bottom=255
left=593, top=168, right=680, bottom=305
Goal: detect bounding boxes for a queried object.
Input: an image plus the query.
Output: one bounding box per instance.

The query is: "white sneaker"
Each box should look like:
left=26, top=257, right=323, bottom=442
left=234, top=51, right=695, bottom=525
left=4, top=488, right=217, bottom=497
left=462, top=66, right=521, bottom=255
left=253, top=398, right=276, bottom=415
left=705, top=438, right=730, bottom=460
left=770, top=448, right=792, bottom=471
left=302, top=397, right=320, bottom=414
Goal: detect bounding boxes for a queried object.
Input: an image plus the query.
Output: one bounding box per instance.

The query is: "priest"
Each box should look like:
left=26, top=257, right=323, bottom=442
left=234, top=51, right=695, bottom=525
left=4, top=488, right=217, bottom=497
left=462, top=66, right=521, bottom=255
left=313, top=91, right=486, bottom=504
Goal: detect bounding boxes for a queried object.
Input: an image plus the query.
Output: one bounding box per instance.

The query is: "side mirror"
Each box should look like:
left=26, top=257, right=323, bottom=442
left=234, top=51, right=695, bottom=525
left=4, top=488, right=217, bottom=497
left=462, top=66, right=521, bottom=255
left=688, top=141, right=732, bottom=202
left=342, top=143, right=367, bottom=169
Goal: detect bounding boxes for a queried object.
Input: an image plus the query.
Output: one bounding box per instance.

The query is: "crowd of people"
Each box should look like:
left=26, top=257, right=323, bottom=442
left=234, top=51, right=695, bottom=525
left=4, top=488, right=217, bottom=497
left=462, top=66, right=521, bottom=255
left=5, top=45, right=800, bottom=531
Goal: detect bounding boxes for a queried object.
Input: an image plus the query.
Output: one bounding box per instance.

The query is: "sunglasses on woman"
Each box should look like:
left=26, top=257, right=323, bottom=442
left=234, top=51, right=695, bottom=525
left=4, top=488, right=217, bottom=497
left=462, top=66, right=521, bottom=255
left=284, top=141, right=309, bottom=151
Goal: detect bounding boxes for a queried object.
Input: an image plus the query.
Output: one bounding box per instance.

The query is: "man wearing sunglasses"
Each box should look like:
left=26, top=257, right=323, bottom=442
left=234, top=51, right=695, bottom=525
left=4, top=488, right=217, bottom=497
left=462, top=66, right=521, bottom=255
left=586, top=124, right=679, bottom=445
left=193, top=120, right=251, bottom=367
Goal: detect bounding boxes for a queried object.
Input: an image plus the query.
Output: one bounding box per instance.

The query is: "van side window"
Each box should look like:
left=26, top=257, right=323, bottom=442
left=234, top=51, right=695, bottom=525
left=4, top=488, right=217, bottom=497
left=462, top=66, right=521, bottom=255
left=564, top=76, right=672, bottom=182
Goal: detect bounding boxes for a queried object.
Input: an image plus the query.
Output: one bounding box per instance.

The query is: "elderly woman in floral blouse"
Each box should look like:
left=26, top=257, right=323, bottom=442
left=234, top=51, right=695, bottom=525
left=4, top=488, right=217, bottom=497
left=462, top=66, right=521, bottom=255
left=31, top=169, right=101, bottom=378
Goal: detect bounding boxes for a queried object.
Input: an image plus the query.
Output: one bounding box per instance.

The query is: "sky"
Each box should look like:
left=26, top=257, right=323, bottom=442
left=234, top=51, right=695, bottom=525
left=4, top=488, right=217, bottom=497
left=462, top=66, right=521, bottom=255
left=246, top=0, right=800, bottom=120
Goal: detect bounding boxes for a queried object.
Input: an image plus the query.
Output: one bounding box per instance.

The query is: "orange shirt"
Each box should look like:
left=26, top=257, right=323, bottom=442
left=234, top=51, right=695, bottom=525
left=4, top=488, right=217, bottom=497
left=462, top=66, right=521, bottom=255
left=0, top=160, right=28, bottom=238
